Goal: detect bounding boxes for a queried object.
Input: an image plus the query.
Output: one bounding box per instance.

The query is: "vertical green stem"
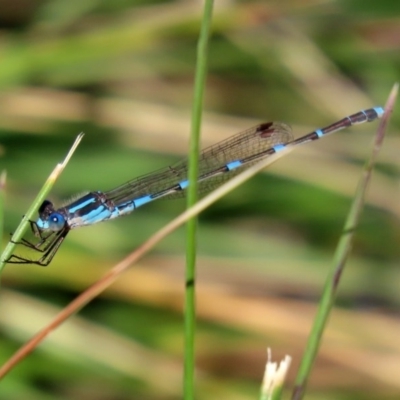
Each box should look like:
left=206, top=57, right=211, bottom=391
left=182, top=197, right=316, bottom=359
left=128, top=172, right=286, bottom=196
left=184, top=1, right=214, bottom=399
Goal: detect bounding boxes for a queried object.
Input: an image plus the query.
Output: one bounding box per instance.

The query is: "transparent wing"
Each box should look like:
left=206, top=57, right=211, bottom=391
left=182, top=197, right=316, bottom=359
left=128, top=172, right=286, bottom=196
left=105, top=122, right=293, bottom=205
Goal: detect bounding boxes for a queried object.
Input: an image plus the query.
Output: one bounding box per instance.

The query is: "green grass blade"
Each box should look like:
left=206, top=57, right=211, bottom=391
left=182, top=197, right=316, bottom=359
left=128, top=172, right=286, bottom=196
left=184, top=1, right=214, bottom=399
left=292, top=84, right=398, bottom=400
left=0, top=133, right=84, bottom=272
left=0, top=171, right=6, bottom=267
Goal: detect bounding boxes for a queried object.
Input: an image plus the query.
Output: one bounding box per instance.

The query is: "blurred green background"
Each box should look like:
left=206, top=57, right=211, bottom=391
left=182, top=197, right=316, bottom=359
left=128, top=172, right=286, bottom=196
left=0, top=0, right=399, bottom=399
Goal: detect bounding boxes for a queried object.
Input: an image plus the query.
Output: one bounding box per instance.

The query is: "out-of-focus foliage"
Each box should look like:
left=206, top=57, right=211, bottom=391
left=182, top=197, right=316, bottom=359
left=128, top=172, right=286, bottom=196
left=0, top=1, right=399, bottom=399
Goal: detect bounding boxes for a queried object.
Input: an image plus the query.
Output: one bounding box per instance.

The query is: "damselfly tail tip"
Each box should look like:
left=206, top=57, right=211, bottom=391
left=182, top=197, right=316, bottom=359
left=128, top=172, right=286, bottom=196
left=374, top=106, right=385, bottom=118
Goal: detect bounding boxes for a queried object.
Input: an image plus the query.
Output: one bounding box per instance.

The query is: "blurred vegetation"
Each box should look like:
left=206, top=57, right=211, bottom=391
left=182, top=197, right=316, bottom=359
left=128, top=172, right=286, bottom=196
left=0, top=0, right=399, bottom=399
